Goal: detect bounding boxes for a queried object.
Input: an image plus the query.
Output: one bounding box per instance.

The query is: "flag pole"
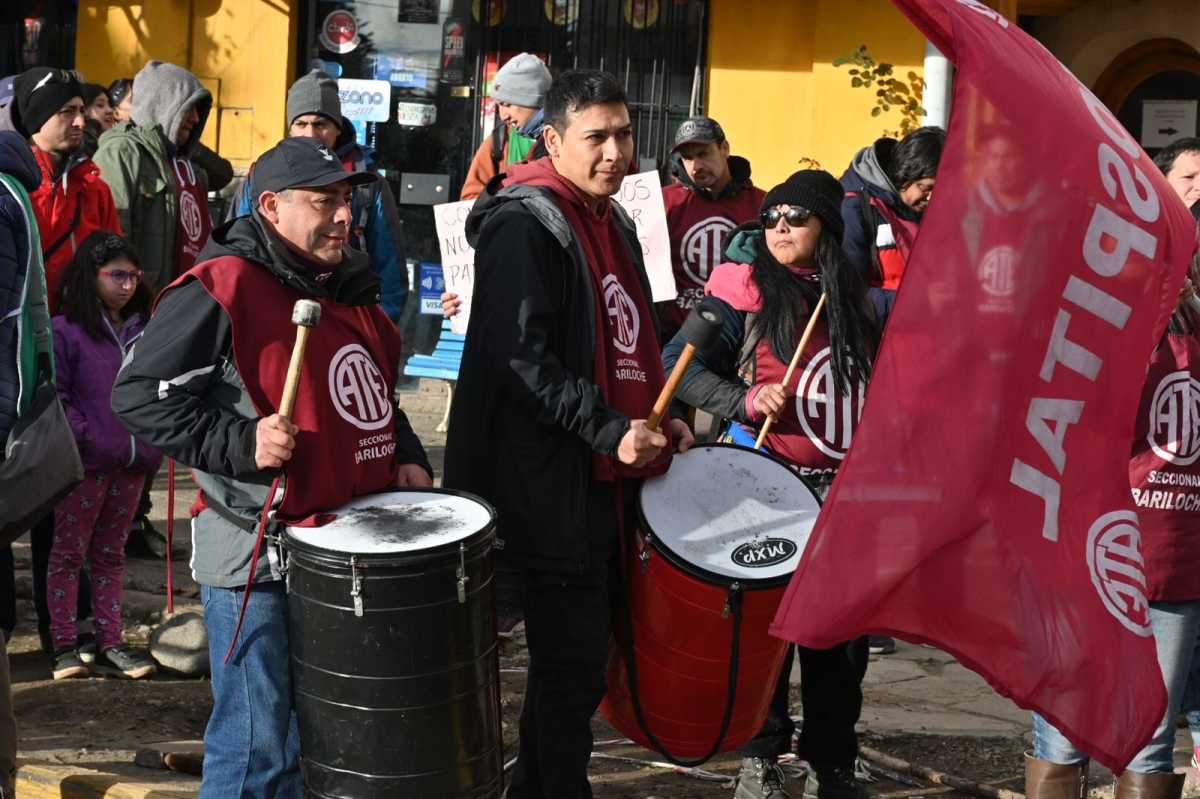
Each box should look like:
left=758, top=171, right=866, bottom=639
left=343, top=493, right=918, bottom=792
left=754, top=292, right=826, bottom=450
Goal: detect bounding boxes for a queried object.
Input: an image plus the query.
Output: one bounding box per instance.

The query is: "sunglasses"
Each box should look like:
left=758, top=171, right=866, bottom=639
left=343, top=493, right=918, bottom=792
left=760, top=206, right=813, bottom=229
left=99, top=269, right=144, bottom=286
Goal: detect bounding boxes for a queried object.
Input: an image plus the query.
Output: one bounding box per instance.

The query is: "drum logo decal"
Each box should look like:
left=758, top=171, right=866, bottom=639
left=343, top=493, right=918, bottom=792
left=1148, top=370, right=1200, bottom=466
left=731, top=538, right=797, bottom=569
left=680, top=216, right=735, bottom=286
left=1086, top=511, right=1152, bottom=637
left=328, top=344, right=394, bottom=431
left=603, top=274, right=641, bottom=355
left=796, top=347, right=866, bottom=459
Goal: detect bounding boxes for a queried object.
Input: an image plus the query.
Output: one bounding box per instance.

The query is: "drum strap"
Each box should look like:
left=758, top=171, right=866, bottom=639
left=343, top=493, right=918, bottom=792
left=617, top=539, right=746, bottom=767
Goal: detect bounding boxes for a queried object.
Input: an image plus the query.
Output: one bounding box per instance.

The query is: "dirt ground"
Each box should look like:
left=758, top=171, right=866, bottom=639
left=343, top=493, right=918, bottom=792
left=6, top=381, right=1038, bottom=797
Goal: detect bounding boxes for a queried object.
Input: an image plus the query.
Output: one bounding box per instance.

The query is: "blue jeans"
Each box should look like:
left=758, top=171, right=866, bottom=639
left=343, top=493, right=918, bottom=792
left=1032, top=600, right=1200, bottom=772
left=200, top=582, right=302, bottom=799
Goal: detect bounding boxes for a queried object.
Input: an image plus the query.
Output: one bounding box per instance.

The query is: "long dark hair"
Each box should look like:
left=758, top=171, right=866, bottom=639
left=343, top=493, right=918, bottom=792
left=750, top=228, right=879, bottom=396
left=58, top=231, right=150, bottom=341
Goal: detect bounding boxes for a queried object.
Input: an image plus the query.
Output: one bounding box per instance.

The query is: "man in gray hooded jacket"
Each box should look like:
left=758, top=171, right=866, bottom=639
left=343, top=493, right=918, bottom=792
left=93, top=60, right=214, bottom=293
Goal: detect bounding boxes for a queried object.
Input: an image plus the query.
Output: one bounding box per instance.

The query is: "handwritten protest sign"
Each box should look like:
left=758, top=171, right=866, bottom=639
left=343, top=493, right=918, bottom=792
left=433, top=170, right=677, bottom=335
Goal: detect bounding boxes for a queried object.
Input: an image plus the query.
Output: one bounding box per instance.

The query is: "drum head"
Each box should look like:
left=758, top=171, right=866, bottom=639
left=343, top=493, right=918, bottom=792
left=286, top=491, right=494, bottom=554
left=639, top=444, right=820, bottom=585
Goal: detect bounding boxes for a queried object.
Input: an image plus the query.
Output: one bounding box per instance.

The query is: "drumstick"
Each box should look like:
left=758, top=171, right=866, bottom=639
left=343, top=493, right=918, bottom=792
left=647, top=299, right=724, bottom=431
left=754, top=292, right=826, bottom=450
left=224, top=299, right=322, bottom=664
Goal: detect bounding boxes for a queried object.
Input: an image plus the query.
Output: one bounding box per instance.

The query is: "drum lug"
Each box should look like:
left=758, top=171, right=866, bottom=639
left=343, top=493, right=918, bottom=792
left=722, top=582, right=743, bottom=619
left=638, top=546, right=651, bottom=575
left=456, top=542, right=469, bottom=604
left=350, top=555, right=364, bottom=617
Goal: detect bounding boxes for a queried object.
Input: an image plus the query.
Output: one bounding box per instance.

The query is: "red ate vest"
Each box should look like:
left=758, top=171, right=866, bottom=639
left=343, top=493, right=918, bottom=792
left=183, top=255, right=400, bottom=521
left=172, top=158, right=213, bottom=277
left=662, top=183, right=764, bottom=328
left=1129, top=328, right=1200, bottom=601
left=707, top=262, right=866, bottom=478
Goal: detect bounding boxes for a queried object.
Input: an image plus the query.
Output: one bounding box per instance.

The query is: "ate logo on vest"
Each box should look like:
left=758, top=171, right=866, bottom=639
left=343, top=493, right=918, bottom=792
left=603, top=274, right=641, bottom=355
left=680, top=216, right=736, bottom=286
left=796, top=347, right=866, bottom=460
left=174, top=159, right=203, bottom=243
left=1148, top=370, right=1200, bottom=466
left=979, top=245, right=1016, bottom=298
left=1086, top=510, right=1152, bottom=637
left=328, top=344, right=393, bottom=431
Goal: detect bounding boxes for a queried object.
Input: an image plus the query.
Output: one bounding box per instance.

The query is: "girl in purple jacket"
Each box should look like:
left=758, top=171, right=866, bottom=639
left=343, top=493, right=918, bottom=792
left=48, top=232, right=162, bottom=680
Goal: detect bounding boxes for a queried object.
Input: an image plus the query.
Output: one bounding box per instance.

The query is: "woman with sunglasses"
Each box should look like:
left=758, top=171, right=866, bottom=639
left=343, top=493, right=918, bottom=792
left=47, top=231, right=161, bottom=681
left=662, top=170, right=882, bottom=799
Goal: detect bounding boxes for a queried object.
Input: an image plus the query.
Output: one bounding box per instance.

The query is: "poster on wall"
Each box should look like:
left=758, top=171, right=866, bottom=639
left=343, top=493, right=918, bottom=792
left=398, top=0, right=439, bottom=24
left=1141, top=100, right=1198, bottom=149
left=441, top=17, right=466, bottom=84
left=435, top=170, right=676, bottom=334
left=319, top=10, right=360, bottom=54
left=397, top=101, right=438, bottom=127
left=544, top=0, right=579, bottom=27
left=338, top=79, right=391, bottom=122
left=623, top=0, right=660, bottom=29
left=472, top=0, right=506, bottom=26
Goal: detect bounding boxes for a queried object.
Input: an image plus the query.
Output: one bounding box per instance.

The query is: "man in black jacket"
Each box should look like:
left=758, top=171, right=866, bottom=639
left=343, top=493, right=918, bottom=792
left=444, top=70, right=692, bottom=798
left=112, top=138, right=431, bottom=799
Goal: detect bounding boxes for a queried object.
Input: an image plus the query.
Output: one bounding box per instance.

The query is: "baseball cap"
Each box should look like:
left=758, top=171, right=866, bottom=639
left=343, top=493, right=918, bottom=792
left=254, top=137, right=376, bottom=197
left=672, top=116, right=725, bottom=152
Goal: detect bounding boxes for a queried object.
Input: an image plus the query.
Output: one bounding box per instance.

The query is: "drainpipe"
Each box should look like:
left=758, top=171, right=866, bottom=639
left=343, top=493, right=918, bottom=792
left=922, top=40, right=954, bottom=129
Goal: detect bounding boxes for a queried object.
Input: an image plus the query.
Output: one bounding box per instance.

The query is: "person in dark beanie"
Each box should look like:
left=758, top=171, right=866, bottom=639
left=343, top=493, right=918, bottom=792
left=444, top=69, right=692, bottom=798
left=227, top=69, right=407, bottom=324
left=663, top=170, right=882, bottom=799
left=840, top=126, right=945, bottom=299
left=660, top=115, right=765, bottom=341
left=79, top=83, right=114, bottom=157
left=93, top=60, right=214, bottom=294
left=460, top=52, right=552, bottom=200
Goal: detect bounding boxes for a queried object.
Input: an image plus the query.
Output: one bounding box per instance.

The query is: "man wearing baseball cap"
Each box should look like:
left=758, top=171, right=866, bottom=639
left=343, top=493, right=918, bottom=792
left=228, top=69, right=408, bottom=325
left=661, top=115, right=765, bottom=341
left=113, top=136, right=433, bottom=799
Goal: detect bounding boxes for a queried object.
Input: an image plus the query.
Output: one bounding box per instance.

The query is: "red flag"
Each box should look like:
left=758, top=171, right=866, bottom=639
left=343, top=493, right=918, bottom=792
left=770, top=0, right=1198, bottom=771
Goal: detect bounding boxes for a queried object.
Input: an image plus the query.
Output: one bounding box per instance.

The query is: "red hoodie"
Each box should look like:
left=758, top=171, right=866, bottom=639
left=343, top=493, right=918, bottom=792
left=504, top=158, right=669, bottom=480
left=29, top=147, right=122, bottom=311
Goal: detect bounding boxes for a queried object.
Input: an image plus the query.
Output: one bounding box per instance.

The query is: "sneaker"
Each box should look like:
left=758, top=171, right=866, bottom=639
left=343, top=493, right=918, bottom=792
left=868, top=636, right=896, bottom=655
left=93, top=645, right=157, bottom=680
left=52, top=648, right=89, bottom=680
left=77, top=631, right=97, bottom=664
left=803, top=766, right=869, bottom=799
left=735, top=757, right=790, bottom=799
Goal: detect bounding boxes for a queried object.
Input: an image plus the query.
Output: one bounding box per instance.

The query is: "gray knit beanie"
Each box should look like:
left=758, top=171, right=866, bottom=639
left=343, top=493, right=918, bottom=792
left=287, top=70, right=342, bottom=128
left=492, top=54, right=551, bottom=109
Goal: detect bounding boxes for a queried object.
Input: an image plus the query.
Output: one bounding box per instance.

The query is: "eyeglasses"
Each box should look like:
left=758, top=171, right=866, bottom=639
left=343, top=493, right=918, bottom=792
left=99, top=269, right=143, bottom=286
left=760, top=206, right=813, bottom=230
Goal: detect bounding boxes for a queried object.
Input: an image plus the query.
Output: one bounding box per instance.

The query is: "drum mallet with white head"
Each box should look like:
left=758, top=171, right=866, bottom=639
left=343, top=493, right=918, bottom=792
left=224, top=298, right=322, bottom=664
left=279, top=299, right=322, bottom=418
left=646, top=298, right=724, bottom=432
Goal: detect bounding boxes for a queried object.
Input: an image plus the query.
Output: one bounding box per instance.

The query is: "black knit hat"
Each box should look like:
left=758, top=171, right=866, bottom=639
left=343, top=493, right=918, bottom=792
left=761, top=169, right=846, bottom=243
left=80, top=83, right=106, bottom=108
left=12, top=67, right=82, bottom=138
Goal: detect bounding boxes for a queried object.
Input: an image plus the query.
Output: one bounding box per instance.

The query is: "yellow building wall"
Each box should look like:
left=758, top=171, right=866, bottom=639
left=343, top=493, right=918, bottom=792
left=75, top=0, right=300, bottom=170
left=706, top=0, right=927, bottom=189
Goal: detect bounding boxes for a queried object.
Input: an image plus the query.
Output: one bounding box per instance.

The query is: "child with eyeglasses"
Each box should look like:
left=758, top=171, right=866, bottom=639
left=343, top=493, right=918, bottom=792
left=47, top=231, right=162, bottom=680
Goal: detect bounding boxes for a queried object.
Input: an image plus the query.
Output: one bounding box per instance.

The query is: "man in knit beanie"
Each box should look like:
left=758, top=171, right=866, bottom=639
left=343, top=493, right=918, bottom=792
left=460, top=52, right=552, bottom=200
left=226, top=68, right=407, bottom=325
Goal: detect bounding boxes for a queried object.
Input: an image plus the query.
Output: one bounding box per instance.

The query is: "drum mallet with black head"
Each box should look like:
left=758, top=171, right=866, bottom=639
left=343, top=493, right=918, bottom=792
left=279, top=299, right=322, bottom=418
left=646, top=298, right=724, bottom=432
left=223, top=298, right=322, bottom=664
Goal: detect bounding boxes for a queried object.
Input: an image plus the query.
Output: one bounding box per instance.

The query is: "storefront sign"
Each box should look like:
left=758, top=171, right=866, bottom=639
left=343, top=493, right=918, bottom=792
left=338, top=79, right=391, bottom=122
left=472, top=0, right=506, bottom=26
left=397, top=101, right=438, bottom=127
left=319, top=10, right=360, bottom=54
left=545, top=0, right=580, bottom=27
left=398, top=0, right=439, bottom=24
left=441, top=17, right=466, bottom=84
left=372, top=54, right=431, bottom=92
left=1141, top=100, right=1198, bottom=149
left=419, top=262, right=446, bottom=315
left=435, top=171, right=676, bottom=335
left=623, top=0, right=660, bottom=29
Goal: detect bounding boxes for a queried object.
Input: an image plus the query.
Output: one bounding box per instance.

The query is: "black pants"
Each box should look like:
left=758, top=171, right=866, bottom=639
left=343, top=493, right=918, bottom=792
left=0, top=514, right=92, bottom=639
left=741, top=637, right=869, bottom=770
left=506, top=484, right=621, bottom=799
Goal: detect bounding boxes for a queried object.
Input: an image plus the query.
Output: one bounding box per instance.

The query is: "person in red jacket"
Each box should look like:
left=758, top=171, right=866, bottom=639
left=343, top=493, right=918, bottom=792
left=10, top=67, right=121, bottom=313
left=660, top=116, right=765, bottom=342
